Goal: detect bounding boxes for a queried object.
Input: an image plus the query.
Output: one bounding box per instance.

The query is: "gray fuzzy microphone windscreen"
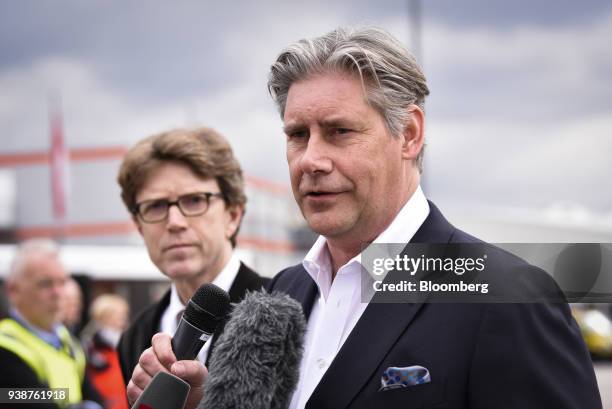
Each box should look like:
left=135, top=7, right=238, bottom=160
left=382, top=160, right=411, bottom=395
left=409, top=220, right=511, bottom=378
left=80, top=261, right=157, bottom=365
left=199, top=291, right=306, bottom=409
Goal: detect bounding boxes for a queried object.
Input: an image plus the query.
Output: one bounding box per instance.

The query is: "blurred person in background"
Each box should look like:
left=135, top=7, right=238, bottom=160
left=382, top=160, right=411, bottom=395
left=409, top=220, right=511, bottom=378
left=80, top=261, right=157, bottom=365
left=61, top=278, right=84, bottom=336
left=82, top=294, right=130, bottom=409
left=117, top=127, right=268, bottom=395
left=0, top=239, right=103, bottom=409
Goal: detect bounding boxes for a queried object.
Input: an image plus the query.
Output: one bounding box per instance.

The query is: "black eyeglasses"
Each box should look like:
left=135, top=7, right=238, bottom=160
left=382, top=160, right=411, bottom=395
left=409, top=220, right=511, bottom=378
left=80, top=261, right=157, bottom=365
left=134, top=192, right=225, bottom=223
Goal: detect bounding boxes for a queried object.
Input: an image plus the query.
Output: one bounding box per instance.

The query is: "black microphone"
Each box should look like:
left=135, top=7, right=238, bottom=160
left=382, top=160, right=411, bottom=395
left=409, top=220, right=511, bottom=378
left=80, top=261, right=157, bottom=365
left=172, top=283, right=231, bottom=361
left=130, top=371, right=190, bottom=409
left=198, top=291, right=306, bottom=409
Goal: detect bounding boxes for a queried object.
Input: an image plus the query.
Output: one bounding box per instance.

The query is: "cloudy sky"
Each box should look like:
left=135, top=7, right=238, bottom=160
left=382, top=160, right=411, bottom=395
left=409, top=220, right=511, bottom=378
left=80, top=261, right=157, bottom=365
left=1, top=0, right=611, bottom=216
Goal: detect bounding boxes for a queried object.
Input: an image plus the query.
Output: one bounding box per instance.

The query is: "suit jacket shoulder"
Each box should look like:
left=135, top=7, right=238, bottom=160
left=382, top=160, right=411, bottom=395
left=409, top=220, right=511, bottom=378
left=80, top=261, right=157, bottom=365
left=267, top=263, right=311, bottom=294
left=228, top=263, right=269, bottom=302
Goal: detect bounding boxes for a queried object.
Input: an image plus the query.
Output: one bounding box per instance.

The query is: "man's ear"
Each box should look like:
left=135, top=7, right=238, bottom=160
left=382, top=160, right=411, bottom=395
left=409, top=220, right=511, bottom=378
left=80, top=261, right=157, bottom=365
left=226, top=205, right=244, bottom=239
left=5, top=278, right=19, bottom=303
left=5, top=280, right=15, bottom=297
left=400, top=104, right=425, bottom=162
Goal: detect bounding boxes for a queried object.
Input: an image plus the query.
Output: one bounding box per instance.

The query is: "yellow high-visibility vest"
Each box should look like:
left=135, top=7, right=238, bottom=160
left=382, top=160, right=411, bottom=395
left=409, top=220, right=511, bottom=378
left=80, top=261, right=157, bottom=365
left=0, top=318, right=85, bottom=406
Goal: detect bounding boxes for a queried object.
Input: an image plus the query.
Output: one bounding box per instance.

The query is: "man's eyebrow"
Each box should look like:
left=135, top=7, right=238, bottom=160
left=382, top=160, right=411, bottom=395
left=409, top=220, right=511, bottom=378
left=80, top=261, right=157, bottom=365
left=283, top=122, right=305, bottom=134
left=283, top=117, right=358, bottom=134
left=136, top=194, right=170, bottom=204
left=320, top=117, right=351, bottom=128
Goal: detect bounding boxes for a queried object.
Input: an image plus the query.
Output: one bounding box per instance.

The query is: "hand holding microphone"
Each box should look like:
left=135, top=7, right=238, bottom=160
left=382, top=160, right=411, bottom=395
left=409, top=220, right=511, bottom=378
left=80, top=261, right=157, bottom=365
left=128, top=333, right=207, bottom=409
left=127, top=283, right=231, bottom=409
left=127, top=285, right=306, bottom=409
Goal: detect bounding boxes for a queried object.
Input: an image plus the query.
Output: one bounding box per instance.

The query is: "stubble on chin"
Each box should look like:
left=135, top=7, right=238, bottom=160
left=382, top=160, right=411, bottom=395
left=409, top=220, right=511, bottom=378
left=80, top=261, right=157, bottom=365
left=161, top=257, right=196, bottom=279
left=304, top=211, right=344, bottom=237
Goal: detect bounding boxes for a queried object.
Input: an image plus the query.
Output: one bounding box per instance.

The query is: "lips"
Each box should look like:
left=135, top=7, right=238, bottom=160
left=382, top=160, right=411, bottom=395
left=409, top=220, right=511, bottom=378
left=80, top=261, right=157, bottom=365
left=301, top=186, right=345, bottom=196
left=307, top=190, right=331, bottom=195
left=164, top=243, right=195, bottom=252
left=298, top=178, right=351, bottom=200
left=306, top=191, right=339, bottom=197
left=302, top=190, right=346, bottom=205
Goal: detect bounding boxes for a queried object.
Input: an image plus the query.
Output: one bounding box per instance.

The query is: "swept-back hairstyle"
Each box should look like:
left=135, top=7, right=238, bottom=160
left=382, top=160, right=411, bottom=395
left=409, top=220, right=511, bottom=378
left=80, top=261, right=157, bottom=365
left=268, top=26, right=430, bottom=171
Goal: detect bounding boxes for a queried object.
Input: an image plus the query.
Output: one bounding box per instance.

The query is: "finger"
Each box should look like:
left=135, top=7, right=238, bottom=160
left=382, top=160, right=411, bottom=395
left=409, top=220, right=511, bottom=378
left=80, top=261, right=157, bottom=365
left=171, top=361, right=209, bottom=409
left=138, top=345, right=169, bottom=378
left=130, top=361, right=153, bottom=391
left=151, top=332, right=177, bottom=370
left=126, top=379, right=143, bottom=406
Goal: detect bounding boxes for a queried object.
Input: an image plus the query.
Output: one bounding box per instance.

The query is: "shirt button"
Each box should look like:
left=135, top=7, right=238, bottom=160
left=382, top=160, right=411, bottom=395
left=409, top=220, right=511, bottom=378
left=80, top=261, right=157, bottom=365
left=336, top=299, right=341, bottom=308
left=317, top=358, right=327, bottom=369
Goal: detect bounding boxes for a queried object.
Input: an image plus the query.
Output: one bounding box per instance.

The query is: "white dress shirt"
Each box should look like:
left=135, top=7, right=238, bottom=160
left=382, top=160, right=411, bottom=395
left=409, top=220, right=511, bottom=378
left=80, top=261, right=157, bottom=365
left=159, top=253, right=241, bottom=363
left=289, top=186, right=430, bottom=409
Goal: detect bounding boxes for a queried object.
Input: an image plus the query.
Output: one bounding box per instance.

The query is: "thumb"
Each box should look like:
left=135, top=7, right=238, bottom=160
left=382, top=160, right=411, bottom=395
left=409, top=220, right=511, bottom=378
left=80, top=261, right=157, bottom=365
left=171, top=361, right=208, bottom=409
left=171, top=360, right=208, bottom=386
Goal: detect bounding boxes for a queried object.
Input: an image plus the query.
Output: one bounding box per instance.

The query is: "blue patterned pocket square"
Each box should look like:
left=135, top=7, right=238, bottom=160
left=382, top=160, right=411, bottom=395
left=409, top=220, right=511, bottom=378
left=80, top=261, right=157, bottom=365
left=380, top=365, right=431, bottom=391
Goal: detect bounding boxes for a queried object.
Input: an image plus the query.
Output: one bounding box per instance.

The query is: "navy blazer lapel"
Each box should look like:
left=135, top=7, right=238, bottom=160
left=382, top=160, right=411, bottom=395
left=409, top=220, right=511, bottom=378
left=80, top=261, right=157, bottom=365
left=306, top=201, right=455, bottom=409
left=271, top=264, right=319, bottom=320
left=306, top=301, right=425, bottom=409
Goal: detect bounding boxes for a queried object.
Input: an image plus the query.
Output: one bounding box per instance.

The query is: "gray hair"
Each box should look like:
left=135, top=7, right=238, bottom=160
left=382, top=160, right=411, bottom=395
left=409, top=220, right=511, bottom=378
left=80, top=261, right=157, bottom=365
left=268, top=26, right=430, bottom=172
left=8, top=239, right=60, bottom=282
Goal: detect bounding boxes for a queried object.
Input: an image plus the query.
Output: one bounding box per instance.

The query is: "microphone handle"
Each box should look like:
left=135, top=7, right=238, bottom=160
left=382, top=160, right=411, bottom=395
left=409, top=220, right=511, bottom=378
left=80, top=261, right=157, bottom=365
left=172, top=318, right=214, bottom=360
left=130, top=372, right=190, bottom=409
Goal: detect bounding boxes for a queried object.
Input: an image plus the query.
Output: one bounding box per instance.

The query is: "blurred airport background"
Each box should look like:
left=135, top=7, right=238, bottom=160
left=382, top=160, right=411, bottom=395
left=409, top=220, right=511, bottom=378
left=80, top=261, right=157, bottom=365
left=0, top=0, right=611, bottom=404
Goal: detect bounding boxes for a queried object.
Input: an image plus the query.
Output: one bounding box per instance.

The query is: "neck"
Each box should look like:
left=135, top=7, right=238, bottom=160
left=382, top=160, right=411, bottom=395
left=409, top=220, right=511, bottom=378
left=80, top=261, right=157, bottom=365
left=32, top=320, right=55, bottom=333
left=326, top=241, right=361, bottom=279
left=174, top=251, right=232, bottom=304
left=13, top=309, right=55, bottom=333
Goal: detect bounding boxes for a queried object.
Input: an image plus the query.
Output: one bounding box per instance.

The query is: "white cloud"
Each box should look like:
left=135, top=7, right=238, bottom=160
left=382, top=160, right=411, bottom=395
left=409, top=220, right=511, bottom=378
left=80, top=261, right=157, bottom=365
left=1, top=9, right=610, bottom=212
left=422, top=11, right=612, bottom=119
left=0, top=58, right=186, bottom=150
left=0, top=55, right=290, bottom=181
left=410, top=12, right=612, bottom=209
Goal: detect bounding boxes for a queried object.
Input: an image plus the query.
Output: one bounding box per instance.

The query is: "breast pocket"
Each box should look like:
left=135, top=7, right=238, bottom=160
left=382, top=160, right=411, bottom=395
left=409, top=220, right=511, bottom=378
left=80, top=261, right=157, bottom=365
left=364, top=381, right=447, bottom=409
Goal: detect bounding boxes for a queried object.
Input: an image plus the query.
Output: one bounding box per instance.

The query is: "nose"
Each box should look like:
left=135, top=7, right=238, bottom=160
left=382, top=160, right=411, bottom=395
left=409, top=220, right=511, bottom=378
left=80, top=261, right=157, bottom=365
left=166, top=204, right=188, bottom=231
left=299, top=132, right=333, bottom=175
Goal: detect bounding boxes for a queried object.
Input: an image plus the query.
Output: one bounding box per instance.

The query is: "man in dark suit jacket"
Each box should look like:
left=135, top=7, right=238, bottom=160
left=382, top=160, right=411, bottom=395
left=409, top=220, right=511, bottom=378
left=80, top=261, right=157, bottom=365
left=116, top=127, right=268, bottom=402
left=267, top=201, right=601, bottom=408
left=262, top=26, right=601, bottom=408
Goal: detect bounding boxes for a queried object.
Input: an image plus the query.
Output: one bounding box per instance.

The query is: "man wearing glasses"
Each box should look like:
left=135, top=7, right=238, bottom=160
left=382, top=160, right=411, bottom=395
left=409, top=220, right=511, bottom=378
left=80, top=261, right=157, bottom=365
left=115, top=127, right=267, bottom=390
